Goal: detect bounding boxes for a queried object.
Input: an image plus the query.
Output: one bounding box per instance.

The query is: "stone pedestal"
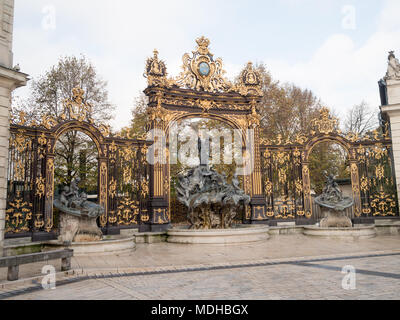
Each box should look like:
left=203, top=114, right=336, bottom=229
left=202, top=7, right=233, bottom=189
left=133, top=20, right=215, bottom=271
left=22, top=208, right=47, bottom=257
left=320, top=208, right=352, bottom=228
left=58, top=214, right=103, bottom=243
left=380, top=53, right=400, bottom=208
left=45, top=236, right=135, bottom=256
left=303, top=225, right=376, bottom=240
left=167, top=225, right=269, bottom=244
left=381, top=102, right=400, bottom=204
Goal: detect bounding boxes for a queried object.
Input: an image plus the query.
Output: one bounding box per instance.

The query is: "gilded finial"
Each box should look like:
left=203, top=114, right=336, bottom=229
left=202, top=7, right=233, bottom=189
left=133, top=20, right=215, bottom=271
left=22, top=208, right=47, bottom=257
left=195, top=36, right=211, bottom=55
left=18, top=111, right=26, bottom=125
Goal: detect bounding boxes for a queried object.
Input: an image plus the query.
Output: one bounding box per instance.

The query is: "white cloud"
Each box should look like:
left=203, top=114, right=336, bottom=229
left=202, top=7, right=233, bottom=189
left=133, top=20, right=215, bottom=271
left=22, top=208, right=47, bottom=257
left=13, top=0, right=221, bottom=130
left=11, top=0, right=400, bottom=131
left=263, top=0, right=400, bottom=122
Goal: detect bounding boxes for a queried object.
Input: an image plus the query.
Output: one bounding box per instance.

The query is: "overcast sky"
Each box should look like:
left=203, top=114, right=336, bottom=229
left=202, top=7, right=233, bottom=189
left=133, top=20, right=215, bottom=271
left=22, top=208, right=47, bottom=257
left=12, top=0, right=400, bottom=131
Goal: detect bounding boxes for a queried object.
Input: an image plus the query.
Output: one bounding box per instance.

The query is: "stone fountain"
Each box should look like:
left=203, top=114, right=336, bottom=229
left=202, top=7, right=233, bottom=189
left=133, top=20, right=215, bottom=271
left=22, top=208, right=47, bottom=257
left=176, top=166, right=250, bottom=230
left=53, top=177, right=104, bottom=243
left=303, top=175, right=376, bottom=240
left=167, top=137, right=269, bottom=244
left=314, top=174, right=353, bottom=228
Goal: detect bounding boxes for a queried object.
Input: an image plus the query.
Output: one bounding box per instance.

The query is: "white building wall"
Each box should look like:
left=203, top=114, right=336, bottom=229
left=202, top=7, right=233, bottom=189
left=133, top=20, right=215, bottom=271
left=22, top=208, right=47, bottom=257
left=0, top=0, right=28, bottom=256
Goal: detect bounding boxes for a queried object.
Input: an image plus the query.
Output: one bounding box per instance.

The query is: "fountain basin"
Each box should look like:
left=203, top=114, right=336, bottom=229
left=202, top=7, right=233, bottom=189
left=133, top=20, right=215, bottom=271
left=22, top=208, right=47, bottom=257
left=167, top=225, right=269, bottom=244
left=44, top=236, right=135, bottom=256
left=303, top=225, right=376, bottom=240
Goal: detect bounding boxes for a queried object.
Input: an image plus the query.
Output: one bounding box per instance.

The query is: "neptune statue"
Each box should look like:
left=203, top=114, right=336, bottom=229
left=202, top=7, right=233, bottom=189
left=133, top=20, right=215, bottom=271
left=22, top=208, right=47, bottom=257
left=176, top=136, right=250, bottom=229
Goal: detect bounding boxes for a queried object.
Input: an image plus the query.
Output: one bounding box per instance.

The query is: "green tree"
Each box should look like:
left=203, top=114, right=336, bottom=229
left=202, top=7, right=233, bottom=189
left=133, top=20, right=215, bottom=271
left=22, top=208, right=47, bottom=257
left=12, top=55, right=114, bottom=193
left=119, top=94, right=149, bottom=139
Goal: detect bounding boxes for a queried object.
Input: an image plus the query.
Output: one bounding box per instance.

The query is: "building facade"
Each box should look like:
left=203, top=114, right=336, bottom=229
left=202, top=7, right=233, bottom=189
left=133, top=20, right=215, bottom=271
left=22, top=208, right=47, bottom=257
left=381, top=51, right=400, bottom=207
left=0, top=0, right=28, bottom=256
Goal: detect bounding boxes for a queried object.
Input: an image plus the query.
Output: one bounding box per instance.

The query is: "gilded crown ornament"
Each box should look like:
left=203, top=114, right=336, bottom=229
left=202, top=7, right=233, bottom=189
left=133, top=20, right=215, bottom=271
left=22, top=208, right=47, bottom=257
left=195, top=36, right=211, bottom=55
left=144, top=49, right=172, bottom=88
left=63, top=87, right=93, bottom=123
left=235, top=62, right=263, bottom=96
left=175, top=36, right=233, bottom=93
left=143, top=37, right=263, bottom=97
left=311, top=107, right=338, bottom=135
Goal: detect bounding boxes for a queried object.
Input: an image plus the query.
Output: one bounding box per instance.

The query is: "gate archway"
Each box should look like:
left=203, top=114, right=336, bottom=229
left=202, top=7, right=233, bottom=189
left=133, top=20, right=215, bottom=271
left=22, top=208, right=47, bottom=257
left=141, top=37, right=269, bottom=231
left=6, top=37, right=398, bottom=239
left=260, top=107, right=398, bottom=224
left=6, top=88, right=149, bottom=240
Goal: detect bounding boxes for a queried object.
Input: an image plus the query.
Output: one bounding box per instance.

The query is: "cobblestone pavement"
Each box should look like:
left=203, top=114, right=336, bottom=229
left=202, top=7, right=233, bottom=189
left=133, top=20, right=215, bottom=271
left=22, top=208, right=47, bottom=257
left=2, top=253, right=400, bottom=300
left=1, top=234, right=400, bottom=300
left=2, top=234, right=400, bottom=283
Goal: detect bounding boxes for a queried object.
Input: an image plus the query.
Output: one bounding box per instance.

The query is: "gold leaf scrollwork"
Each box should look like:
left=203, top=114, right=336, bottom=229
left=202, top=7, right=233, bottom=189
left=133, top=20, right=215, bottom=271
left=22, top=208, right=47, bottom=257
left=99, top=214, right=108, bottom=227
left=360, top=176, right=369, bottom=193
left=311, top=108, right=338, bottom=135
left=14, top=159, right=25, bottom=181
left=123, top=167, right=132, bottom=185
left=40, top=114, right=58, bottom=130
left=37, top=133, right=47, bottom=159
left=63, top=87, right=93, bottom=123
left=197, top=99, right=217, bottom=113
left=370, top=187, right=396, bottom=216
left=375, top=164, right=385, bottom=180
left=117, top=197, right=140, bottom=225
left=295, top=179, right=303, bottom=196
left=266, top=206, right=274, bottom=217
left=175, top=36, right=233, bottom=93
left=45, top=158, right=54, bottom=199
left=36, top=176, right=45, bottom=198
left=108, top=210, right=117, bottom=224
left=34, top=214, right=45, bottom=229
left=5, top=191, right=33, bottom=234
left=235, top=62, right=263, bottom=96
left=109, top=141, right=117, bottom=164
left=12, top=130, right=31, bottom=153
left=247, top=100, right=261, bottom=128
left=264, top=179, right=273, bottom=196
left=45, top=217, right=53, bottom=233
left=109, top=177, right=117, bottom=199
left=144, top=49, right=173, bottom=88
left=141, top=179, right=149, bottom=198
left=99, top=124, right=111, bottom=137
left=141, top=212, right=150, bottom=222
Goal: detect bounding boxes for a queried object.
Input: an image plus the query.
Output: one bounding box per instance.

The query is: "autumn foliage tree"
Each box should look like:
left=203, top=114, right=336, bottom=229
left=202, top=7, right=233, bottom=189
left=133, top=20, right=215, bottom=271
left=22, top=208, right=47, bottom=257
left=253, top=63, right=323, bottom=141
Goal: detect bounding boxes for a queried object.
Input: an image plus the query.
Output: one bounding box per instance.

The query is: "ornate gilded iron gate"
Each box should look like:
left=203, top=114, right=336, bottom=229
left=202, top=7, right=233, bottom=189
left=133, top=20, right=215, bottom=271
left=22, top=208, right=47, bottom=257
left=6, top=38, right=399, bottom=238
left=6, top=128, right=48, bottom=236
left=6, top=89, right=149, bottom=239
left=260, top=108, right=398, bottom=224
left=106, top=140, right=149, bottom=233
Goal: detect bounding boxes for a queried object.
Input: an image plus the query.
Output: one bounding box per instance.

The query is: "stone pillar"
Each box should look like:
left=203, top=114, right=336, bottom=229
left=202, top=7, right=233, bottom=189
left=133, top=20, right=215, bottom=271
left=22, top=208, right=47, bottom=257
left=0, top=0, right=29, bottom=256
left=380, top=51, right=400, bottom=207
